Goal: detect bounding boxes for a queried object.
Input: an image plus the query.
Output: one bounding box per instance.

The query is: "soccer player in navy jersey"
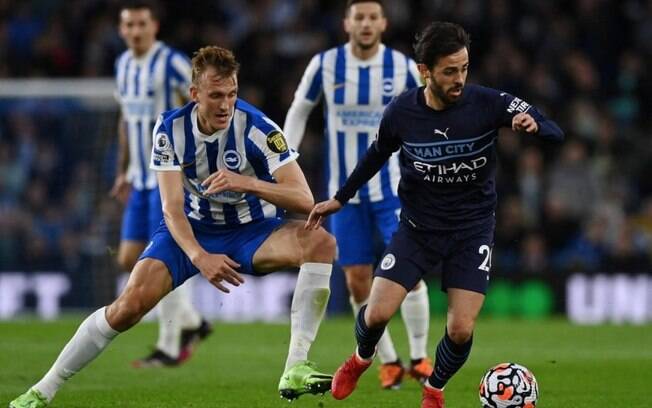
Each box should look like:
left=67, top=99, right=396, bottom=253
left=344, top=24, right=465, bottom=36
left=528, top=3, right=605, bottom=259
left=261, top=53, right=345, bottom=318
left=284, top=0, right=432, bottom=389
left=110, top=0, right=210, bottom=368
left=306, top=22, right=564, bottom=407
left=10, top=46, right=335, bottom=408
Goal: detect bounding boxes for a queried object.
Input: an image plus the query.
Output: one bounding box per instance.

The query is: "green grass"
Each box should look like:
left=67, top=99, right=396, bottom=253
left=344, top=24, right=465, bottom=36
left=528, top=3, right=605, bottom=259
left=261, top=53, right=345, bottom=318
left=1, top=316, right=650, bottom=407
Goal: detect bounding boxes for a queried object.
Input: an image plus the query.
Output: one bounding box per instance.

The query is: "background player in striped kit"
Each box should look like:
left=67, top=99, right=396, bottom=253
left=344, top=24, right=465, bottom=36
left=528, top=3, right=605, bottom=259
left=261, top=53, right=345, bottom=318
left=284, top=0, right=431, bottom=389
left=9, top=45, right=335, bottom=408
left=109, top=0, right=210, bottom=368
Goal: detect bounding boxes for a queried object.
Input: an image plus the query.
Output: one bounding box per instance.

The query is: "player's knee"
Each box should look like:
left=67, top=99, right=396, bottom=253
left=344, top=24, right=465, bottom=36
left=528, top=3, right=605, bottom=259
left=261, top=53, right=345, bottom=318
left=301, top=228, right=336, bottom=263
left=346, top=271, right=372, bottom=302
left=447, top=322, right=474, bottom=344
left=106, top=291, right=149, bottom=332
left=364, top=305, right=391, bottom=329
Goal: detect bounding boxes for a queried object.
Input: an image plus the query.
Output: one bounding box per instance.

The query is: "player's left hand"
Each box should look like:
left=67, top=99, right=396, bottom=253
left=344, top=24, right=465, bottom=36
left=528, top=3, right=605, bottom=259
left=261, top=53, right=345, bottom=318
left=512, top=112, right=539, bottom=133
left=202, top=169, right=253, bottom=195
left=305, top=198, right=343, bottom=230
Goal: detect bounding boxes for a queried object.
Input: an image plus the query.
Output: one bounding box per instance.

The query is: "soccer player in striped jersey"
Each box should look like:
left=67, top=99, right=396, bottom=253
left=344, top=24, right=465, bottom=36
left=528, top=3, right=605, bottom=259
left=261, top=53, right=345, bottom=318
left=307, top=22, right=564, bottom=408
left=284, top=0, right=431, bottom=390
left=9, top=46, right=335, bottom=408
left=109, top=1, right=210, bottom=368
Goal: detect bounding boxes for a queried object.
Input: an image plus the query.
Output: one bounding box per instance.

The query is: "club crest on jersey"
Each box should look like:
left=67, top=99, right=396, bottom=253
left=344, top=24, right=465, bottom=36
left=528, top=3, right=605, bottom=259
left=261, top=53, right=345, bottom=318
left=266, top=131, right=289, bottom=153
left=382, top=78, right=395, bottom=96
left=380, top=254, right=396, bottom=270
left=222, top=149, right=242, bottom=170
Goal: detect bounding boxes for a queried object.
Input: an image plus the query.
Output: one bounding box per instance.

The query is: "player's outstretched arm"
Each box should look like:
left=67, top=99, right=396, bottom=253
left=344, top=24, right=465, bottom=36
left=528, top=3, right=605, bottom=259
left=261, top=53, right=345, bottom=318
left=305, top=198, right=343, bottom=230
left=109, top=113, right=131, bottom=203
left=512, top=111, right=564, bottom=141
left=202, top=161, right=314, bottom=214
left=158, top=170, right=244, bottom=293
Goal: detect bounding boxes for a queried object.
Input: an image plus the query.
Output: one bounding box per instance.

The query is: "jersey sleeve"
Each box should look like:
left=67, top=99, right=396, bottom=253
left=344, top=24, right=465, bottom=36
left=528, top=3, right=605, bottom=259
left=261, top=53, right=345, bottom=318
left=169, top=51, right=192, bottom=100
left=150, top=115, right=181, bottom=171
left=493, top=90, right=564, bottom=141
left=114, top=54, right=127, bottom=105
left=249, top=117, right=299, bottom=175
left=283, top=53, right=323, bottom=149
left=406, top=57, right=422, bottom=89
left=375, top=102, right=402, bottom=154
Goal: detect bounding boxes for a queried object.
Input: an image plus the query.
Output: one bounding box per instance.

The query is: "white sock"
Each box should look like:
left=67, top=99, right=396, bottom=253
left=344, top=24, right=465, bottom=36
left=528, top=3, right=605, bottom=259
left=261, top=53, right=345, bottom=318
left=350, top=296, right=398, bottom=364
left=33, top=307, right=118, bottom=401
left=400, top=281, right=430, bottom=360
left=156, top=288, right=188, bottom=358
left=175, top=281, right=202, bottom=330
left=284, top=263, right=332, bottom=371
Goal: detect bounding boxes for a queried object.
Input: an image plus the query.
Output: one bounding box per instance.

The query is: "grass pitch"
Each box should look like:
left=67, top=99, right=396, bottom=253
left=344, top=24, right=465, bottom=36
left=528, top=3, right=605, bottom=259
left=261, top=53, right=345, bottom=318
left=1, top=316, right=650, bottom=407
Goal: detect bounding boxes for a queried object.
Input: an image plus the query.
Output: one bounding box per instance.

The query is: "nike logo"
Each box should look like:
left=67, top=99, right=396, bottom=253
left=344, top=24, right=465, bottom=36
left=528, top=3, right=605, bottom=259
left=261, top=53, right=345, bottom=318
left=333, top=83, right=345, bottom=90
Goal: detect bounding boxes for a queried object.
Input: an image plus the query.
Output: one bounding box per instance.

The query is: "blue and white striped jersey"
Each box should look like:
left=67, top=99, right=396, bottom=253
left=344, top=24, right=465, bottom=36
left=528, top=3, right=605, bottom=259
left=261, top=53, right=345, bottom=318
left=115, top=41, right=191, bottom=191
left=150, top=100, right=299, bottom=226
left=284, top=43, right=421, bottom=203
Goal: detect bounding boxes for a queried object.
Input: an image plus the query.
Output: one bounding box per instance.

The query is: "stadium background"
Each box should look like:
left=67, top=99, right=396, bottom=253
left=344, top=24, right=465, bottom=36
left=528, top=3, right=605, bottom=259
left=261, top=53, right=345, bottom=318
left=1, top=0, right=652, bottom=325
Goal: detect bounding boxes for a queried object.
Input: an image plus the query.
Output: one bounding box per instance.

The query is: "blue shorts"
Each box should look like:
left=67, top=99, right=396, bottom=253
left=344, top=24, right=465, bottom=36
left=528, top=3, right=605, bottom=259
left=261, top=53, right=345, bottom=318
left=375, top=218, right=495, bottom=294
left=330, top=197, right=400, bottom=266
left=121, top=188, right=163, bottom=242
left=139, top=217, right=284, bottom=288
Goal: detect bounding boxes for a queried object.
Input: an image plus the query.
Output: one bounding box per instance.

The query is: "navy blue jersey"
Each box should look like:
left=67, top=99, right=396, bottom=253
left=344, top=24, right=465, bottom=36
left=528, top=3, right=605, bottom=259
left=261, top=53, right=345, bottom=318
left=335, top=84, right=564, bottom=230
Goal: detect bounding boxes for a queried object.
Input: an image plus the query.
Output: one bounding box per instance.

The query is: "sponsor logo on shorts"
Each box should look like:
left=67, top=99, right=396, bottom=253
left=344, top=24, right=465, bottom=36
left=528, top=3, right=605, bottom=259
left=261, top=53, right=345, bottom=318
left=380, top=253, right=396, bottom=270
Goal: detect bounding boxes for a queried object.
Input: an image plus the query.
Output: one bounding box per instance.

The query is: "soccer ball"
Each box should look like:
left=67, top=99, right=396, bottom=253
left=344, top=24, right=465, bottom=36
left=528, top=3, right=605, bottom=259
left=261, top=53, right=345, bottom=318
left=479, top=363, right=538, bottom=408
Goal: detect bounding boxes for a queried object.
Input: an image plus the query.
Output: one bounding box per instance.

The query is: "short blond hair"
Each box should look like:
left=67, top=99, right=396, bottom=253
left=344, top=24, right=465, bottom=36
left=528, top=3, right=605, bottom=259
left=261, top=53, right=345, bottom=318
left=191, top=46, right=240, bottom=84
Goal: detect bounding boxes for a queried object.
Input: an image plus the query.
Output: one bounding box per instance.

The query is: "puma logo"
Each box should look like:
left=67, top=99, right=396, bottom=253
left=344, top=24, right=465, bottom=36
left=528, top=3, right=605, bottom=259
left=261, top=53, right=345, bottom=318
left=434, top=127, right=449, bottom=139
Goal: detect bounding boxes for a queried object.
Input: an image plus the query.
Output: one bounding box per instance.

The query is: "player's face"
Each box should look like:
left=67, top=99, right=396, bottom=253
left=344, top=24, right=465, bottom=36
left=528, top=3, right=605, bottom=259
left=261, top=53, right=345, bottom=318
left=344, top=2, right=386, bottom=50
left=420, top=47, right=469, bottom=106
left=191, top=67, right=238, bottom=134
left=119, top=8, right=158, bottom=56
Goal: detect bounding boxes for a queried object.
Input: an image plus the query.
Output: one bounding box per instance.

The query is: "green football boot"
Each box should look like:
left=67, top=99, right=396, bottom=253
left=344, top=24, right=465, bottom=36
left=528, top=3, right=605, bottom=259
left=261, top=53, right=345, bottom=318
left=278, top=360, right=333, bottom=401
left=8, top=388, right=49, bottom=408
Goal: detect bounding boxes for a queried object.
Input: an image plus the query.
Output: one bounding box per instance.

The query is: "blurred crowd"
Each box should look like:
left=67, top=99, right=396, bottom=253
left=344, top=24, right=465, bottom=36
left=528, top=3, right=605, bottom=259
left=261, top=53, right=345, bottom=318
left=1, top=0, right=652, bottom=281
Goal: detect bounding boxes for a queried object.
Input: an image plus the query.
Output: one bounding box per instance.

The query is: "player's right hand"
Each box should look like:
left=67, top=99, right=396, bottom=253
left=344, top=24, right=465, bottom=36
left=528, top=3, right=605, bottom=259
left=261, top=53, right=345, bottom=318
left=305, top=198, right=343, bottom=230
left=110, top=173, right=131, bottom=204
left=193, top=252, right=244, bottom=293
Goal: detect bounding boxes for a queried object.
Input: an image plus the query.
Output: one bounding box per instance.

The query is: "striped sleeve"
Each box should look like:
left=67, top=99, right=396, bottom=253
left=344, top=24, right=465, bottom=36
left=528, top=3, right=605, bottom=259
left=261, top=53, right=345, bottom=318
left=169, top=51, right=192, bottom=99
left=114, top=53, right=128, bottom=104
left=283, top=53, right=322, bottom=149
left=150, top=115, right=181, bottom=171
left=250, top=117, right=299, bottom=175
left=406, top=57, right=422, bottom=88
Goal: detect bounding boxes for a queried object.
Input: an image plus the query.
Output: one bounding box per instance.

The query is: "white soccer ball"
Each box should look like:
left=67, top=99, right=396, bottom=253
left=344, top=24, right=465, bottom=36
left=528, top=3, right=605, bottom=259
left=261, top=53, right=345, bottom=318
left=479, top=363, right=538, bottom=408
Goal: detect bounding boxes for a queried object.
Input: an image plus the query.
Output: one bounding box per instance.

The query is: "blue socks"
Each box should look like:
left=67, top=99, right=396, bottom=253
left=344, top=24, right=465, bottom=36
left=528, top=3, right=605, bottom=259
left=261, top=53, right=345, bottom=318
left=355, top=305, right=386, bottom=359
left=428, top=328, right=473, bottom=389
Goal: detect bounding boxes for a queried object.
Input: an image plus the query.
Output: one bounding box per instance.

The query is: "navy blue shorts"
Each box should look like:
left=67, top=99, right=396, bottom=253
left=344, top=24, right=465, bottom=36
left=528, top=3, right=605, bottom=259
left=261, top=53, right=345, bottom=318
left=375, top=219, right=495, bottom=294
left=139, top=217, right=284, bottom=288
left=121, top=188, right=163, bottom=242
left=330, top=197, right=400, bottom=266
